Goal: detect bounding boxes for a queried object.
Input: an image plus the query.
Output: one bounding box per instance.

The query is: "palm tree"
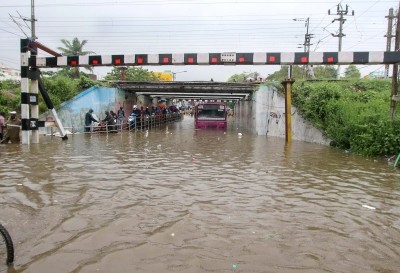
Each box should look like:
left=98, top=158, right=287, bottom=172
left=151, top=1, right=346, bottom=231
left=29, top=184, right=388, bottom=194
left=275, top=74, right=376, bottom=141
left=58, top=38, right=94, bottom=56
left=57, top=38, right=95, bottom=78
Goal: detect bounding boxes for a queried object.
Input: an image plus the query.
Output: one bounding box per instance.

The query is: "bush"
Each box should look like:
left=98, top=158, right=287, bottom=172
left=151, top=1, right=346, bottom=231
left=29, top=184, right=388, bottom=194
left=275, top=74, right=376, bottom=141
left=292, top=79, right=399, bottom=156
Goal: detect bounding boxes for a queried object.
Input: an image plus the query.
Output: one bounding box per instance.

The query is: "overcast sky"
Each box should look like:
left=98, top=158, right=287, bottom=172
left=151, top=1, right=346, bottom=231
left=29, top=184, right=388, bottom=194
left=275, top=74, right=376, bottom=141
left=0, top=0, right=398, bottom=81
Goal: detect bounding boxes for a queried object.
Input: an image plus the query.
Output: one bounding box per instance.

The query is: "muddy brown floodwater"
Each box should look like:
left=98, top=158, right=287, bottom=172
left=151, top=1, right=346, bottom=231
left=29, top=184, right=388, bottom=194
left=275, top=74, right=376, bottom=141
left=0, top=117, right=399, bottom=273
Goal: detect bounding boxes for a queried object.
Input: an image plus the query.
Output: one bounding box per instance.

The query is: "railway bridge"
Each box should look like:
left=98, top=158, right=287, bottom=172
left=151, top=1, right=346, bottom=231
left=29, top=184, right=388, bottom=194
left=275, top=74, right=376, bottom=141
left=113, top=81, right=259, bottom=103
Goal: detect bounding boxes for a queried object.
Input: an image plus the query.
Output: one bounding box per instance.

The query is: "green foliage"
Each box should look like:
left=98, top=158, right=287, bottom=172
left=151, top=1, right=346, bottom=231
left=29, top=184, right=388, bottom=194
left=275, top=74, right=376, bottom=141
left=77, top=75, right=98, bottom=89
left=313, top=66, right=338, bottom=79
left=292, top=79, right=399, bottom=156
left=344, top=65, right=361, bottom=79
left=57, top=37, right=95, bottom=78
left=227, top=71, right=260, bottom=82
left=0, top=80, right=20, bottom=114
left=227, top=73, right=247, bottom=82
left=104, top=67, right=160, bottom=81
left=267, top=65, right=338, bottom=81
left=57, top=38, right=95, bottom=56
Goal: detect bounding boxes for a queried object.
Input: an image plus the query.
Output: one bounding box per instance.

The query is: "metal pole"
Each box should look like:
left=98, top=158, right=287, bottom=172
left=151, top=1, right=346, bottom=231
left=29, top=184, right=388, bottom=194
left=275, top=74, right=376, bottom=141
left=31, top=0, right=36, bottom=40
left=337, top=12, right=345, bottom=79
left=281, top=78, right=295, bottom=142
left=385, top=8, right=395, bottom=78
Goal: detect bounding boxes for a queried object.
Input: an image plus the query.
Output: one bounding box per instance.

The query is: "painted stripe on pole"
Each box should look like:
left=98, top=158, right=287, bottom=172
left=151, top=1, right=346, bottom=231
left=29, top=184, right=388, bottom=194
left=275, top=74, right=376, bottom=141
left=294, top=53, right=309, bottom=64
left=124, top=54, right=135, bottom=64
left=197, top=53, right=209, bottom=64
left=148, top=54, right=159, bottom=64
left=267, top=53, right=281, bottom=64
left=36, top=57, right=47, bottom=67
left=338, top=52, right=353, bottom=64
left=281, top=52, right=295, bottom=64
left=209, top=53, right=221, bottom=64
left=172, top=54, right=184, bottom=64
left=57, top=56, right=68, bottom=66
left=159, top=54, right=172, bottom=65
left=79, top=55, right=89, bottom=65
left=384, top=52, right=400, bottom=63
left=368, top=51, right=384, bottom=64
left=21, top=39, right=30, bottom=145
left=353, top=52, right=369, bottom=64
left=31, top=51, right=400, bottom=67
left=102, top=55, right=112, bottom=65
left=253, top=52, right=267, bottom=64
left=135, top=54, right=147, bottom=64
left=184, top=53, right=197, bottom=64
left=89, top=56, right=101, bottom=65
left=309, top=52, right=323, bottom=64
left=112, top=55, right=124, bottom=65
left=323, top=52, right=338, bottom=64
left=237, top=53, right=253, bottom=64
left=21, top=52, right=29, bottom=66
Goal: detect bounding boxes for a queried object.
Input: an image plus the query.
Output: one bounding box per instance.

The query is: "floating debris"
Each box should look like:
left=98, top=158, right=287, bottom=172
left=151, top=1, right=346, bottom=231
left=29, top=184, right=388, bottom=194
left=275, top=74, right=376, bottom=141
left=362, top=204, right=376, bottom=210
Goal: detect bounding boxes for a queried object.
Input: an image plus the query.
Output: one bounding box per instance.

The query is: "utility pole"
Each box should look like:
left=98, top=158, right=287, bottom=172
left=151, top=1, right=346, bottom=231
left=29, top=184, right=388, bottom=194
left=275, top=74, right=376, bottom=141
left=293, top=17, right=314, bottom=78
left=385, top=8, right=395, bottom=78
left=329, top=4, right=354, bottom=79
left=30, top=0, right=37, bottom=40
left=303, top=18, right=315, bottom=79
left=390, top=3, right=400, bottom=119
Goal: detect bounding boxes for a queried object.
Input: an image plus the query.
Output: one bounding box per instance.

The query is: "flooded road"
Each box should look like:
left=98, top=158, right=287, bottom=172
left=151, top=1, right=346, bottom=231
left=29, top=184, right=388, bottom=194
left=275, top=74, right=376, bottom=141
left=1, top=116, right=400, bottom=273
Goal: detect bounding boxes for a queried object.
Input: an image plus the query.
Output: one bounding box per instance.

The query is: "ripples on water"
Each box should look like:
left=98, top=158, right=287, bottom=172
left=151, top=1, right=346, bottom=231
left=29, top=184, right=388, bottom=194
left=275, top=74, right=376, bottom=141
left=0, top=117, right=400, bottom=273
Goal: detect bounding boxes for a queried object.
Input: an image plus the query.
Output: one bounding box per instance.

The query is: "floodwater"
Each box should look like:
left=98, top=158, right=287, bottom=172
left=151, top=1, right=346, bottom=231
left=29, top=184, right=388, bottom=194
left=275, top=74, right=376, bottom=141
left=0, top=116, right=400, bottom=273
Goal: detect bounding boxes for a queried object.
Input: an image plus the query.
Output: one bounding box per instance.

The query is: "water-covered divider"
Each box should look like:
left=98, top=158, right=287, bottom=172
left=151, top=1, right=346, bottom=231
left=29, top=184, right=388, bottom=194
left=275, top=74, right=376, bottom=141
left=235, top=85, right=331, bottom=145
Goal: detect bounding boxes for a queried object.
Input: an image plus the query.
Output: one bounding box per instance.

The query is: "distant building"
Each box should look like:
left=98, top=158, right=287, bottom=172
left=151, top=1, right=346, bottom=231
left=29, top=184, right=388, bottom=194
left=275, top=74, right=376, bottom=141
left=0, top=64, right=20, bottom=81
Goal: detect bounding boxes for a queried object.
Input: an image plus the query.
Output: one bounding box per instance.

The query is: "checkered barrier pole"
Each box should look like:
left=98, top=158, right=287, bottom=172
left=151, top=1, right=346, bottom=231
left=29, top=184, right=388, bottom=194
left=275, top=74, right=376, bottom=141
left=20, top=39, right=30, bottom=144
left=32, top=51, right=400, bottom=68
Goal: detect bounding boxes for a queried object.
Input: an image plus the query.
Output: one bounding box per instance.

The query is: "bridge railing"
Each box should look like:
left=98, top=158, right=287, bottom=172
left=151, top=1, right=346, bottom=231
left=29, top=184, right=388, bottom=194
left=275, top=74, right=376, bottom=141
left=44, top=112, right=182, bottom=136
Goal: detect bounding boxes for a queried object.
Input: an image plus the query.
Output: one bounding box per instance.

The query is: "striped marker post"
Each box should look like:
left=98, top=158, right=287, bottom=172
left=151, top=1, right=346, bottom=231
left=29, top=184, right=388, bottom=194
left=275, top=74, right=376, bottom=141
left=20, top=39, right=30, bottom=145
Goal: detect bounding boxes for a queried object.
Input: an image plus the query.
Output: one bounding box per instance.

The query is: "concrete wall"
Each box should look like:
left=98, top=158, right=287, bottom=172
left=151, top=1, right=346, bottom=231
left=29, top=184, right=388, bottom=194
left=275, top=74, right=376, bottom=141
left=235, top=85, right=331, bottom=145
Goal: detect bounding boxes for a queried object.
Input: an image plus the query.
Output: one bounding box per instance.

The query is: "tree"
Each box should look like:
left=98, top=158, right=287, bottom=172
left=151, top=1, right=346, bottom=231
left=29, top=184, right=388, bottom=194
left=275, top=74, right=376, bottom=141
left=57, top=38, right=94, bottom=56
left=57, top=38, right=95, bottom=78
left=104, top=67, right=160, bottom=81
left=227, top=71, right=261, bottom=82
left=227, top=73, right=248, bottom=82
left=344, top=65, right=361, bottom=79
left=267, top=66, right=305, bottom=81
left=266, top=65, right=338, bottom=81
left=313, top=66, right=338, bottom=79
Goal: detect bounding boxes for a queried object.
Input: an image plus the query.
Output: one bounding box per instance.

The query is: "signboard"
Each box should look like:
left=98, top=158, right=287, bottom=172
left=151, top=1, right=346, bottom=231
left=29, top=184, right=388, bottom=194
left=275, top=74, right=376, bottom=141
left=153, top=72, right=173, bottom=81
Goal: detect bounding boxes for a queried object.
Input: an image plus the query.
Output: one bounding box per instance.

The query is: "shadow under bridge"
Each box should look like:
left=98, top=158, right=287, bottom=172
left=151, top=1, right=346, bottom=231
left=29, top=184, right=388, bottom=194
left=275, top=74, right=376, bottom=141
left=113, top=81, right=260, bottom=102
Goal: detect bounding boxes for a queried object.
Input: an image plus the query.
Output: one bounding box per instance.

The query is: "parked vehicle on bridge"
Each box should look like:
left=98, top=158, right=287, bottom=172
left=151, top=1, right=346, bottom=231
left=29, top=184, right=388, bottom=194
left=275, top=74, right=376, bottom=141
left=194, top=102, right=227, bottom=129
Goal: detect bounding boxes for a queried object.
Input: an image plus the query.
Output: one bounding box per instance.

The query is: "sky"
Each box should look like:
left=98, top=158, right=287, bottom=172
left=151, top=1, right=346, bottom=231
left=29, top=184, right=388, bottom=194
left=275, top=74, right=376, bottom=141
left=0, top=0, right=399, bottom=81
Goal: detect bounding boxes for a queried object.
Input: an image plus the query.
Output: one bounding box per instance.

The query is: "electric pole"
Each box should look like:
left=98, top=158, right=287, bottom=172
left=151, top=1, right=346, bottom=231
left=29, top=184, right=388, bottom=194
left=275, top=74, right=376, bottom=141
left=329, top=4, right=354, bottom=79
left=293, top=17, right=314, bottom=78
left=385, top=8, right=395, bottom=78
left=303, top=18, right=315, bottom=79
left=390, top=3, right=400, bottom=119
left=30, top=0, right=37, bottom=40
